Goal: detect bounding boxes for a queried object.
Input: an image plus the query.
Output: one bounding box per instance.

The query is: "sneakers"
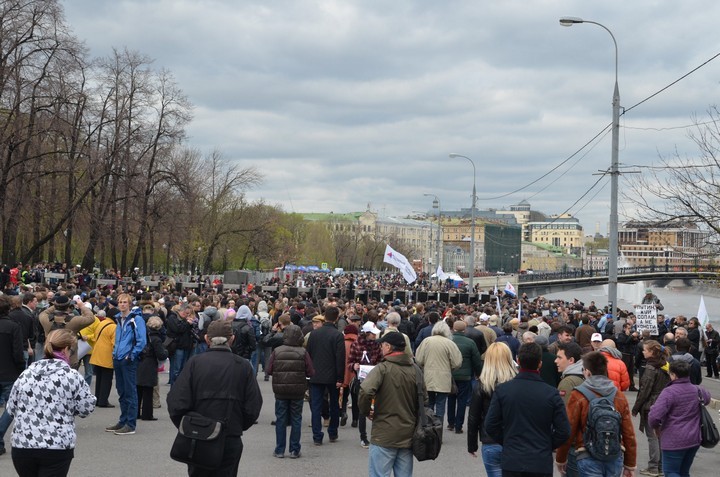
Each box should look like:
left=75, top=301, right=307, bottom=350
left=273, top=452, right=284, bottom=458
left=639, top=469, right=660, bottom=477
left=313, top=440, right=323, bottom=446
left=289, top=451, right=301, bottom=459
left=114, top=425, right=136, bottom=435
left=360, top=439, right=370, bottom=448
left=105, top=423, right=123, bottom=432
left=329, top=436, right=338, bottom=443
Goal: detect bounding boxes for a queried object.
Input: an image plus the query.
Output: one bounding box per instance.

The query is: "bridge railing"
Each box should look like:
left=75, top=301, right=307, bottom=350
left=517, top=265, right=720, bottom=283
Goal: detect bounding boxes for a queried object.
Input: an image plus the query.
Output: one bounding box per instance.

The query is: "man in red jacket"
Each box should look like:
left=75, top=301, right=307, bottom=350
left=599, top=339, right=630, bottom=391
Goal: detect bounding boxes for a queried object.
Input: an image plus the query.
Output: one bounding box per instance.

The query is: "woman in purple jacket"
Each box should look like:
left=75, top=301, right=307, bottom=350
left=648, top=359, right=711, bottom=477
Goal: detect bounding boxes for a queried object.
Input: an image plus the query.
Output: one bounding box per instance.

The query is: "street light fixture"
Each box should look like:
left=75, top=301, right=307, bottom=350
left=449, top=153, right=476, bottom=294
left=424, top=193, right=442, bottom=276
left=560, top=16, right=620, bottom=319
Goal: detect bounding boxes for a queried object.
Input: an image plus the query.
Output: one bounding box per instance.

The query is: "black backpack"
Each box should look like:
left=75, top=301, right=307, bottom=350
left=575, top=384, right=623, bottom=461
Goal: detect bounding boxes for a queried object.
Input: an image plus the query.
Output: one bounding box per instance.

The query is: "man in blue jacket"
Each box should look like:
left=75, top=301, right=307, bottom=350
left=485, top=342, right=570, bottom=477
left=106, top=293, right=146, bottom=436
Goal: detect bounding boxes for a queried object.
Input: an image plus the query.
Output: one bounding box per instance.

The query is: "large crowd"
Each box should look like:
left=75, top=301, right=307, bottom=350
left=0, top=266, right=718, bottom=476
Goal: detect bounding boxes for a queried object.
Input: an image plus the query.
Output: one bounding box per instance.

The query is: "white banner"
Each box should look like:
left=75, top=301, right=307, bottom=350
left=634, top=304, right=659, bottom=335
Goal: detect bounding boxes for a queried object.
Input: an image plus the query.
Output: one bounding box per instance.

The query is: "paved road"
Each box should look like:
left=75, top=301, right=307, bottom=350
left=2, top=369, right=719, bottom=476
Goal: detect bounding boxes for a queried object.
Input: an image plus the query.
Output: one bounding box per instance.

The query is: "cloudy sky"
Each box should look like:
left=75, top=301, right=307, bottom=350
left=62, top=0, right=720, bottom=235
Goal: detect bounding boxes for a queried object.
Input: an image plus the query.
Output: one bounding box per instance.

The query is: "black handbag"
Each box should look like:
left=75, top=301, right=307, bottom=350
left=698, top=389, right=719, bottom=449
left=170, top=412, right=227, bottom=469
left=411, top=365, right=443, bottom=461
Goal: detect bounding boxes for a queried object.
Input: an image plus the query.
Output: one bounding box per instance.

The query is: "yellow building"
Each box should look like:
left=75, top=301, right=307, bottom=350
left=527, top=214, right=583, bottom=255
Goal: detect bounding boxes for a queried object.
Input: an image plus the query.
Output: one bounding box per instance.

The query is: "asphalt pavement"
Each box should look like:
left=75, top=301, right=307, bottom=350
left=1, top=368, right=719, bottom=476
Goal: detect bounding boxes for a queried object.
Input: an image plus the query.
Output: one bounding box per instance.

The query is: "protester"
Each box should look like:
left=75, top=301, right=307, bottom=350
left=447, top=320, right=482, bottom=434
left=415, top=320, right=462, bottom=422
left=89, top=310, right=116, bottom=408
left=0, top=294, right=25, bottom=456
left=136, top=316, right=168, bottom=421
left=467, top=342, right=517, bottom=477
left=340, top=324, right=359, bottom=427
left=306, top=305, right=345, bottom=445
left=705, top=322, right=720, bottom=378
left=555, top=351, right=637, bottom=477
left=267, top=324, right=314, bottom=459
left=106, top=293, right=146, bottom=436
left=485, top=342, right=571, bottom=477
left=348, top=321, right=383, bottom=447
left=167, top=320, right=262, bottom=476
left=632, top=340, right=671, bottom=477
left=5, top=329, right=96, bottom=476
left=648, top=360, right=712, bottom=477
left=359, top=331, right=420, bottom=477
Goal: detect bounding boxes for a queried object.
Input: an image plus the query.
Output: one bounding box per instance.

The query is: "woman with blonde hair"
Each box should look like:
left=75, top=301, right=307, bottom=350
left=6, top=329, right=96, bottom=476
left=632, top=339, right=671, bottom=477
left=467, top=342, right=517, bottom=477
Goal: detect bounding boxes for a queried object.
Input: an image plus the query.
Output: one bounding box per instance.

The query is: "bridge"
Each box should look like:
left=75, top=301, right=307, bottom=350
left=517, top=265, right=720, bottom=296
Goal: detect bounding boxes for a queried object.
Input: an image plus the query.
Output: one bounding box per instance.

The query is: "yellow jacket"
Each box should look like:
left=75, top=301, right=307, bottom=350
left=79, top=317, right=102, bottom=352
left=89, top=319, right=116, bottom=369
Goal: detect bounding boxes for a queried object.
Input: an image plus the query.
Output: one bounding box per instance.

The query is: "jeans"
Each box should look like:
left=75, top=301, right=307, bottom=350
left=80, top=354, right=93, bottom=386
left=169, top=348, right=190, bottom=385
left=0, top=381, right=15, bottom=449
left=274, top=398, right=303, bottom=454
left=310, top=383, right=339, bottom=443
left=427, top=391, right=448, bottom=419
left=662, top=446, right=699, bottom=477
left=566, top=447, right=579, bottom=477
left=446, top=380, right=471, bottom=430
left=576, top=456, right=623, bottom=477
left=481, top=443, right=503, bottom=477
left=250, top=349, right=259, bottom=375
left=114, top=358, right=138, bottom=430
left=368, top=444, right=413, bottom=477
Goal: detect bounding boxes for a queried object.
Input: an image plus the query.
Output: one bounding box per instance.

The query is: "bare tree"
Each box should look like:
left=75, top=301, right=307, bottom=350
left=626, top=107, right=720, bottom=249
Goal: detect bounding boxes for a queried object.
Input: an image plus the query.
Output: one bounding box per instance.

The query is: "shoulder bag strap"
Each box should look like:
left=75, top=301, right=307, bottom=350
left=413, top=364, right=426, bottom=428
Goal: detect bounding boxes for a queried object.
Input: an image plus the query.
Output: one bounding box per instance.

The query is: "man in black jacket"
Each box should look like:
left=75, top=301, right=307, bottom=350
left=306, top=305, right=345, bottom=445
left=168, top=320, right=262, bottom=477
left=0, top=295, right=26, bottom=456
left=485, top=342, right=570, bottom=477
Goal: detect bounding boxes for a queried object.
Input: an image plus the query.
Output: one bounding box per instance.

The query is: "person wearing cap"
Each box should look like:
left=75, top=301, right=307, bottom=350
left=359, top=330, right=422, bottom=477
left=590, top=332, right=604, bottom=351
left=306, top=306, right=345, bottom=445
left=640, top=288, right=664, bottom=311
left=38, top=294, right=95, bottom=366
left=168, top=320, right=262, bottom=476
left=348, top=321, right=383, bottom=447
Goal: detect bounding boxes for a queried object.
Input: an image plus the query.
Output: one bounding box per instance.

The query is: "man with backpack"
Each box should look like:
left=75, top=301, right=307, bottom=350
left=231, top=305, right=256, bottom=360
left=556, top=351, right=637, bottom=477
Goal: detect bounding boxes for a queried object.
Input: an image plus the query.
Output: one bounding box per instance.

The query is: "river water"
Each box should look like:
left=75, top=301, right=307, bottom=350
left=542, top=280, right=720, bottom=321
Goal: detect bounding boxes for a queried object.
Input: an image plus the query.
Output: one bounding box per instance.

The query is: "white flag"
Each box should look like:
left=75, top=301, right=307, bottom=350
left=383, top=244, right=417, bottom=284
left=518, top=300, right=522, bottom=320
left=496, top=295, right=502, bottom=316
left=698, top=295, right=710, bottom=326
left=436, top=265, right=449, bottom=281
left=504, top=281, right=516, bottom=297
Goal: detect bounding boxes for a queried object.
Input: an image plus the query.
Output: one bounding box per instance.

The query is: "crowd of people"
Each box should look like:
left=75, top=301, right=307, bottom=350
left=0, top=272, right=718, bottom=476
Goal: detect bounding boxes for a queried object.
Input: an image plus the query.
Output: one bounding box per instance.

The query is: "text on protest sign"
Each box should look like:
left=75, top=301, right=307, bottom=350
left=634, top=304, right=659, bottom=335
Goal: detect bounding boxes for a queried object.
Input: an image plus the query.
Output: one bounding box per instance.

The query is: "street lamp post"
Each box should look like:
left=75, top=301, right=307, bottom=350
left=424, top=193, right=442, bottom=275
left=449, top=153, right=476, bottom=294
left=560, top=16, right=620, bottom=318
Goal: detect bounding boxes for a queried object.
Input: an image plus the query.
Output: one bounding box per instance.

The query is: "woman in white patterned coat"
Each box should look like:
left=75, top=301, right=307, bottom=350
left=6, top=329, right=96, bottom=476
